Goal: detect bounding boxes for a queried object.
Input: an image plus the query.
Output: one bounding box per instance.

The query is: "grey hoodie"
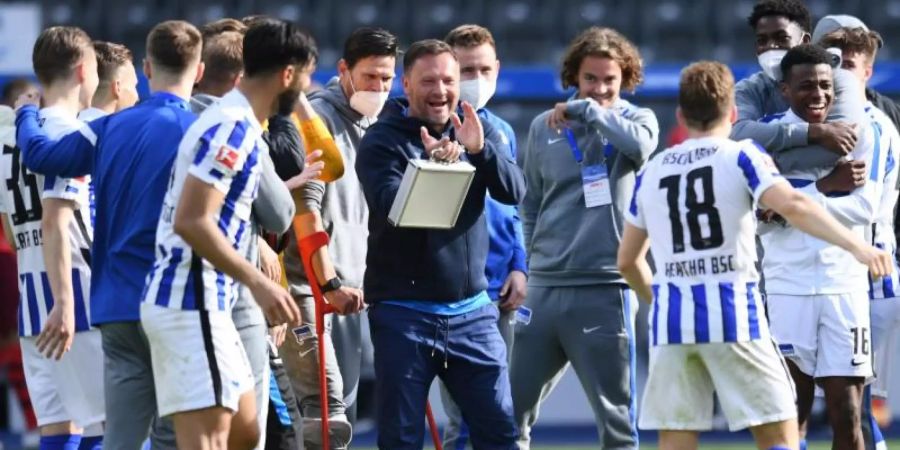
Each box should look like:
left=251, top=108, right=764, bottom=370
left=731, top=69, right=868, bottom=172
left=284, top=77, right=370, bottom=296
left=519, top=98, right=659, bottom=286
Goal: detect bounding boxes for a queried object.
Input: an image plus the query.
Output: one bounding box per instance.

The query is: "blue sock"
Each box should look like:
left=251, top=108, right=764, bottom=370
left=78, top=435, right=103, bottom=450
left=799, top=439, right=808, bottom=450
left=40, top=434, right=82, bottom=450
left=767, top=447, right=792, bottom=450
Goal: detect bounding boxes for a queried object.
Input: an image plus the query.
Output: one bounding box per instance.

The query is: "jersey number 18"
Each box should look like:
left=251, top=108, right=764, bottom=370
left=659, top=166, right=724, bottom=253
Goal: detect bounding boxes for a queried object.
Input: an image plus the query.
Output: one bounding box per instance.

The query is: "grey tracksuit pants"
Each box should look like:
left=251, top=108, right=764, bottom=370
left=279, top=295, right=357, bottom=450
left=510, top=284, right=639, bottom=450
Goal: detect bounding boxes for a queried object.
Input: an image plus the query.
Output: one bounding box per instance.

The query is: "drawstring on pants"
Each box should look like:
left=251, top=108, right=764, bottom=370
left=430, top=318, right=450, bottom=369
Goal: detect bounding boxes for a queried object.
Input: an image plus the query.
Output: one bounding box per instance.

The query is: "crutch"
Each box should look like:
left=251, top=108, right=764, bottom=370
left=294, top=222, right=443, bottom=450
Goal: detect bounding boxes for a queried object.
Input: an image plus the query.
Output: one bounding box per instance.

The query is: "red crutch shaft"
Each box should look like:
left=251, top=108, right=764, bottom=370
left=426, top=401, right=442, bottom=450
left=295, top=222, right=336, bottom=448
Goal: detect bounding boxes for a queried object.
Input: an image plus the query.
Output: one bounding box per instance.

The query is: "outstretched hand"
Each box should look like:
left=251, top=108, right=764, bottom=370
left=451, top=101, right=484, bottom=154
left=285, top=150, right=325, bottom=190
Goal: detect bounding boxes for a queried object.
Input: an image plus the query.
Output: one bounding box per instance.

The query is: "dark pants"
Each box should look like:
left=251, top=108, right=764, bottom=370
left=369, top=302, right=517, bottom=450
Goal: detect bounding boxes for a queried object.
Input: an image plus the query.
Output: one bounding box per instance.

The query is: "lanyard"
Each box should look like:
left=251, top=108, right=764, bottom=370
left=564, top=128, right=583, bottom=163
left=565, top=127, right=616, bottom=164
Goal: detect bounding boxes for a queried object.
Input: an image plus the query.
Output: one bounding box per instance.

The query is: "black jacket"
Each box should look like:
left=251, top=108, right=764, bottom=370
left=355, top=99, right=526, bottom=303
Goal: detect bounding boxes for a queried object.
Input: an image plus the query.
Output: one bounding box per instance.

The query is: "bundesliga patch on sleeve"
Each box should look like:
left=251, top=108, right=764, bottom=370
left=213, top=144, right=243, bottom=173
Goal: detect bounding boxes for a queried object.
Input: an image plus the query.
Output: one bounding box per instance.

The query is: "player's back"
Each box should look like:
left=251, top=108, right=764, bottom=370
left=633, top=136, right=780, bottom=345
left=86, top=92, right=195, bottom=323
left=0, top=106, right=92, bottom=336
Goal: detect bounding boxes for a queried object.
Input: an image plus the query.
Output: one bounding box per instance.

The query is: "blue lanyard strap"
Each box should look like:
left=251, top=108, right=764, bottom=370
left=564, top=128, right=583, bottom=163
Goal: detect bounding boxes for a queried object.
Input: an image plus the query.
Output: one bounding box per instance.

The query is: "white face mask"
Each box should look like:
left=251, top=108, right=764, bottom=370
left=347, top=75, right=389, bottom=118
left=459, top=77, right=497, bottom=110
left=758, top=49, right=788, bottom=81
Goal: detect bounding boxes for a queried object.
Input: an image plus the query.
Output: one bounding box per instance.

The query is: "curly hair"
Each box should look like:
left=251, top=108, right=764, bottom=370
left=560, top=27, right=643, bottom=93
left=747, top=0, right=811, bottom=32
left=819, top=27, right=882, bottom=63
left=679, top=61, right=735, bottom=131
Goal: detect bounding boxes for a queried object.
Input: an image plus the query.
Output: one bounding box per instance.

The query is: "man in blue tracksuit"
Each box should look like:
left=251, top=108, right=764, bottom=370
left=439, top=24, right=527, bottom=450
left=355, top=39, right=525, bottom=450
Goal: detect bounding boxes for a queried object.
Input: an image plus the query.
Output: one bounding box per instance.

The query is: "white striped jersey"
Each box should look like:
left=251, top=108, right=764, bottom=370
left=141, top=89, right=265, bottom=312
left=759, top=110, right=886, bottom=296
left=865, top=102, right=900, bottom=300
left=0, top=106, right=93, bottom=337
left=626, top=136, right=783, bottom=346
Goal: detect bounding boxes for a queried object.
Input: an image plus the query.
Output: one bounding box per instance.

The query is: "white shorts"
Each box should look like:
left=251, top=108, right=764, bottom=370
left=767, top=293, right=872, bottom=378
left=871, top=298, right=900, bottom=397
left=639, top=339, right=796, bottom=432
left=20, top=330, right=105, bottom=428
left=140, top=303, right=253, bottom=417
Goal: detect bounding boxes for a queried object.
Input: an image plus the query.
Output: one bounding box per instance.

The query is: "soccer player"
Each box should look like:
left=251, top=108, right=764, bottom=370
left=15, top=20, right=205, bottom=449
left=732, top=0, right=866, bottom=174
left=139, top=19, right=312, bottom=450
left=819, top=22, right=900, bottom=431
left=78, top=41, right=138, bottom=122
left=618, top=59, right=891, bottom=450
left=512, top=27, right=658, bottom=450
left=760, top=45, right=887, bottom=450
left=280, top=26, right=396, bottom=448
left=0, top=26, right=105, bottom=450
left=438, top=24, right=526, bottom=450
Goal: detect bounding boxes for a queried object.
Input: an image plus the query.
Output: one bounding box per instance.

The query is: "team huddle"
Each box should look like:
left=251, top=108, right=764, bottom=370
left=1, top=0, right=900, bottom=450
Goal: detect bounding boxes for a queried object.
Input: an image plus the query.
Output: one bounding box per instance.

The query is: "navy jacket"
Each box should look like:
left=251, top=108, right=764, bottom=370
left=356, top=99, right=525, bottom=303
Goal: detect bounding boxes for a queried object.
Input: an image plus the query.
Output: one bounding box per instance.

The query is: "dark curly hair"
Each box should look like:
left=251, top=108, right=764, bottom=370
left=747, top=0, right=811, bottom=32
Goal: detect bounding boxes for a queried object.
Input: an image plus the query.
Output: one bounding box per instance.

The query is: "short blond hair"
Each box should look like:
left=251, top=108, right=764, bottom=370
left=560, top=27, right=643, bottom=92
left=678, top=61, right=735, bottom=131
left=444, top=24, right=496, bottom=50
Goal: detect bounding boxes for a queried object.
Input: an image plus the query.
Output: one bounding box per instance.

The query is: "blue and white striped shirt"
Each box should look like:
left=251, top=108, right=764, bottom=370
left=0, top=106, right=93, bottom=336
left=626, top=136, right=782, bottom=345
left=142, top=89, right=266, bottom=312
left=865, top=102, right=900, bottom=300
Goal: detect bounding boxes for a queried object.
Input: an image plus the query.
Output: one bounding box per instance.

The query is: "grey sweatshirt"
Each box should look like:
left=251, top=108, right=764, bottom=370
left=519, top=98, right=659, bottom=286
left=731, top=69, right=868, bottom=172
left=284, top=77, right=370, bottom=297
left=191, top=92, right=295, bottom=324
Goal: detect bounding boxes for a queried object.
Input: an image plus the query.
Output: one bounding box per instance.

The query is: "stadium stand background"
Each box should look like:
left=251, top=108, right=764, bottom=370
left=26, top=0, right=900, bottom=150
left=4, top=0, right=900, bottom=445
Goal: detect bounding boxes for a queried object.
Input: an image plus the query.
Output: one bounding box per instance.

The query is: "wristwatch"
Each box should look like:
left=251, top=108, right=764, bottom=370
left=320, top=277, right=342, bottom=294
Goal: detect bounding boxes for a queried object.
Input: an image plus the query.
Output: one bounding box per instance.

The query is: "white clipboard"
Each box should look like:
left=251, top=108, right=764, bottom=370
left=388, top=159, right=476, bottom=229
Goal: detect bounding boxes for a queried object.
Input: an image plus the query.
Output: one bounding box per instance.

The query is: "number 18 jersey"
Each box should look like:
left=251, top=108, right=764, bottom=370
left=626, top=136, right=783, bottom=346
left=0, top=106, right=93, bottom=337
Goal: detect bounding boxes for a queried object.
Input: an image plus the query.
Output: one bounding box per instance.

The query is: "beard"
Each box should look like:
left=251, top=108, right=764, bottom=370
left=276, top=88, right=301, bottom=116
